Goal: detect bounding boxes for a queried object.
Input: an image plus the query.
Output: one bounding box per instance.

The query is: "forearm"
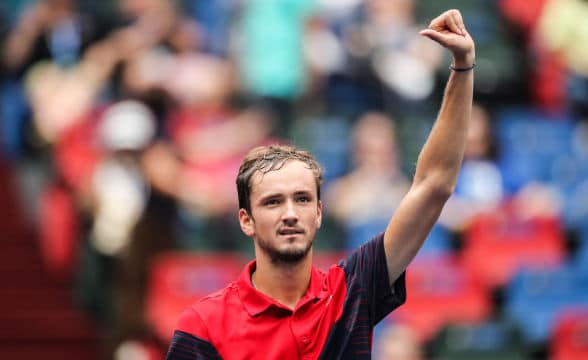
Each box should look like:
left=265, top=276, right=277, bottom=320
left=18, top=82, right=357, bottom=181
left=382, top=64, right=474, bottom=283
left=413, top=59, right=474, bottom=195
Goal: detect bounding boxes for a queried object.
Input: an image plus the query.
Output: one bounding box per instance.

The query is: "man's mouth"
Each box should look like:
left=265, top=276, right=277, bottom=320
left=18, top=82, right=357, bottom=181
left=278, top=228, right=305, bottom=236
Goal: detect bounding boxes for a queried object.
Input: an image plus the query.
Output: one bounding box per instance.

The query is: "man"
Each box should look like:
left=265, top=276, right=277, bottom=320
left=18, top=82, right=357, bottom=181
left=166, top=9, right=475, bottom=360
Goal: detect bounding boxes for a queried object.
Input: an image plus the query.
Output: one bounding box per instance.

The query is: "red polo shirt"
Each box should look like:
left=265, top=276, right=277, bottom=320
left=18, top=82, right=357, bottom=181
left=166, top=234, right=406, bottom=360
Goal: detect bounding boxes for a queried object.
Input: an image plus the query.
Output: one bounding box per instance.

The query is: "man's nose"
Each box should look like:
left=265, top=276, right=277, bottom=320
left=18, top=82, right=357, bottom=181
left=282, top=200, right=299, bottom=224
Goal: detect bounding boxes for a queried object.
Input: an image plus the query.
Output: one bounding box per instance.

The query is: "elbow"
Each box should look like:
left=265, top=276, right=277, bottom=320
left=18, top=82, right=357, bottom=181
left=415, top=174, right=456, bottom=202
left=433, top=182, right=455, bottom=202
left=428, top=182, right=454, bottom=203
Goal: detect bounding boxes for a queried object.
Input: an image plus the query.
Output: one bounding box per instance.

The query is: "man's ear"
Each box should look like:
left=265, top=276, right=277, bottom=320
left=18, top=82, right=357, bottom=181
left=316, top=200, right=323, bottom=229
left=239, top=208, right=255, bottom=237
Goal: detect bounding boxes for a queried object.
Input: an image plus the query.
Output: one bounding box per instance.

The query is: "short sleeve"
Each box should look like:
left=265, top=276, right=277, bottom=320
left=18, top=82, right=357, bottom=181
left=342, top=233, right=406, bottom=325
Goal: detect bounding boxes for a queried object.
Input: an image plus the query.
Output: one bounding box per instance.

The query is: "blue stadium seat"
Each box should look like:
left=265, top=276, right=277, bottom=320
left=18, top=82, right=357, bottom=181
left=345, top=218, right=389, bottom=251
left=292, top=115, right=351, bottom=184
left=495, top=107, right=576, bottom=194
left=346, top=221, right=452, bottom=258
left=416, top=224, right=453, bottom=258
left=554, top=122, right=588, bottom=231
left=503, top=264, right=588, bottom=344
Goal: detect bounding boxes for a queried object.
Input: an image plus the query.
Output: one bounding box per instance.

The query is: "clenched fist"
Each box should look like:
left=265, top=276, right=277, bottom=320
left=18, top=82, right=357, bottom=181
left=419, top=9, right=475, bottom=69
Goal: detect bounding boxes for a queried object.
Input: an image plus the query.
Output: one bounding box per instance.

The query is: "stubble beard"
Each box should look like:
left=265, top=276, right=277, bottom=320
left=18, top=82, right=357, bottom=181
left=257, top=235, right=313, bottom=265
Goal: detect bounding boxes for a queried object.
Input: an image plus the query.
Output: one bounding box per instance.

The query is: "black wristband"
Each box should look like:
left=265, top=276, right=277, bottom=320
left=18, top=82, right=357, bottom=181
left=450, top=63, right=476, bottom=72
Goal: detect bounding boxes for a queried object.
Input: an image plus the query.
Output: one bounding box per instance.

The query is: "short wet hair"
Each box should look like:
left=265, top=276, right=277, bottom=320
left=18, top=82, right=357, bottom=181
left=237, top=144, right=323, bottom=214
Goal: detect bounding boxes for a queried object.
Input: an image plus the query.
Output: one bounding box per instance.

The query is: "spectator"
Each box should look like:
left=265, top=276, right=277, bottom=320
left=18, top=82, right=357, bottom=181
left=439, top=103, right=563, bottom=234
left=306, top=0, right=443, bottom=117
left=374, top=323, right=424, bottom=360
left=236, top=0, right=318, bottom=137
left=536, top=0, right=588, bottom=117
left=438, top=103, right=503, bottom=232
left=325, top=111, right=409, bottom=250
left=140, top=52, right=276, bottom=251
left=1, top=0, right=107, bottom=158
left=182, top=0, right=236, bottom=56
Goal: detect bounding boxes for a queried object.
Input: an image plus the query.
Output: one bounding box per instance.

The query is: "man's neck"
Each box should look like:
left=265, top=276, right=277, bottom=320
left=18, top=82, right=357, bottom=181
left=252, top=252, right=313, bottom=310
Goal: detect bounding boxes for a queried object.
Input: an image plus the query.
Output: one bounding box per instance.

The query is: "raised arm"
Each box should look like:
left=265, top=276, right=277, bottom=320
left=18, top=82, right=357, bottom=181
left=383, top=9, right=475, bottom=284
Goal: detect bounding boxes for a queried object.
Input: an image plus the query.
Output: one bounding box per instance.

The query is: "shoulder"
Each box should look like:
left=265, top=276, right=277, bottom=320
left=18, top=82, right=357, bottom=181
left=175, top=283, right=239, bottom=338
left=342, top=233, right=386, bottom=270
left=194, top=282, right=241, bottom=318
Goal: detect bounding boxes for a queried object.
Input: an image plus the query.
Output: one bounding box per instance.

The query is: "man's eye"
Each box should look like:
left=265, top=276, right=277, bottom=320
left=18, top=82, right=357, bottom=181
left=265, top=199, right=280, bottom=206
left=297, top=197, right=310, bottom=203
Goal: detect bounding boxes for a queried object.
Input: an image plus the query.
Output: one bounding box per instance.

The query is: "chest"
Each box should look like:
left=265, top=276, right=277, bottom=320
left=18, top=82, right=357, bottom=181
left=215, top=293, right=344, bottom=359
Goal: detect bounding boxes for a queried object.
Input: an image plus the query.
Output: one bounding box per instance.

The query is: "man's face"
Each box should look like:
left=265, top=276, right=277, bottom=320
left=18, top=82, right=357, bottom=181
left=239, top=160, right=322, bottom=264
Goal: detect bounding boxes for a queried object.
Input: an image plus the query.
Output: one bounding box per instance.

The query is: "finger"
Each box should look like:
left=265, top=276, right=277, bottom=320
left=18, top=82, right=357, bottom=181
left=426, top=11, right=445, bottom=31
left=419, top=28, right=448, bottom=46
left=451, top=10, right=467, bottom=35
left=446, top=10, right=464, bottom=36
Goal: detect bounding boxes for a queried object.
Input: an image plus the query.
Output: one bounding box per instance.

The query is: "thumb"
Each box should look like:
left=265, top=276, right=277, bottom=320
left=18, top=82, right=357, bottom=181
left=419, top=29, right=446, bottom=45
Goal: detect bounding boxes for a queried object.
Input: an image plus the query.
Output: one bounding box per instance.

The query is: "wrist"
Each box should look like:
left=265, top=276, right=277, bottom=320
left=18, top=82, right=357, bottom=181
left=451, top=51, right=476, bottom=69
left=450, top=63, right=475, bottom=72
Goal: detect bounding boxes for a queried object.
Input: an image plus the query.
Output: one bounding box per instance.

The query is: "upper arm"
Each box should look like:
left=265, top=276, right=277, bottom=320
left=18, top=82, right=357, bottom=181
left=342, top=235, right=407, bottom=325
left=383, top=180, right=451, bottom=284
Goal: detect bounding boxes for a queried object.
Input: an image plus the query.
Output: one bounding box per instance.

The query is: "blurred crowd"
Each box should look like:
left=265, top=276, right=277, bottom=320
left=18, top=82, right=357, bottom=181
left=1, top=0, right=588, bottom=359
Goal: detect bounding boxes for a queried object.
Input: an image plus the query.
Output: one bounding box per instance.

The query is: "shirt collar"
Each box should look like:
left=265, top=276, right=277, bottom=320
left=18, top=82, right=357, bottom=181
left=236, top=259, right=328, bottom=317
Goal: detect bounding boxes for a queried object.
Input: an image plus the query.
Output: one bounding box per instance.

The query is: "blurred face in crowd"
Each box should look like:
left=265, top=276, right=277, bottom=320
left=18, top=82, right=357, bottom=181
left=367, top=0, right=415, bottom=25
left=239, top=160, right=323, bottom=264
left=465, top=104, right=494, bottom=160
left=353, top=112, right=400, bottom=173
left=376, top=325, right=422, bottom=360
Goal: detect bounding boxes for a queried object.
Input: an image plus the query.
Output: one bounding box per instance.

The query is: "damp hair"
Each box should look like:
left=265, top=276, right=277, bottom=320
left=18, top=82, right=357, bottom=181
left=236, top=144, right=323, bottom=214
